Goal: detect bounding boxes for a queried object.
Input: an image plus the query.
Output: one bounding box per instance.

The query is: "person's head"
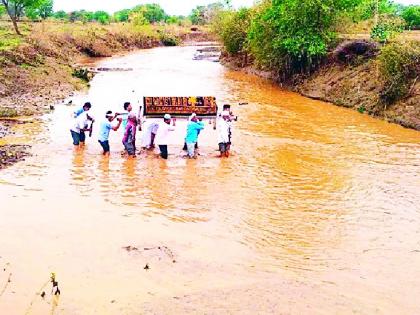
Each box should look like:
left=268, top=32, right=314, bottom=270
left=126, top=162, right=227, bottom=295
left=83, top=102, right=92, bottom=112
left=164, top=114, right=171, bottom=124
left=124, top=102, right=132, bottom=112
left=223, top=104, right=231, bottom=111
left=105, top=111, right=113, bottom=122
left=191, top=116, right=198, bottom=123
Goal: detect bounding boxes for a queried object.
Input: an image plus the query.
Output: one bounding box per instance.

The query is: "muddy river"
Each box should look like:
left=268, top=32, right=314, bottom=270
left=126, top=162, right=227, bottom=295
left=1, top=45, right=420, bottom=314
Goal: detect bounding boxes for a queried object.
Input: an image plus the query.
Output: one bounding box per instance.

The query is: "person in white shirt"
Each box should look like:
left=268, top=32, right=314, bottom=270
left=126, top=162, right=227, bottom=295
left=141, top=119, right=160, bottom=150
left=155, top=114, right=176, bottom=159
left=217, top=111, right=232, bottom=158
left=70, top=111, right=93, bottom=147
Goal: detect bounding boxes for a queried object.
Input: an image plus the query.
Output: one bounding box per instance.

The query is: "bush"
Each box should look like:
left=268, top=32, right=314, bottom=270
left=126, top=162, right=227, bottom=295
left=401, top=5, right=420, bottom=30
left=370, top=15, right=405, bottom=43
left=159, top=32, right=179, bottom=46
left=379, top=41, right=420, bottom=104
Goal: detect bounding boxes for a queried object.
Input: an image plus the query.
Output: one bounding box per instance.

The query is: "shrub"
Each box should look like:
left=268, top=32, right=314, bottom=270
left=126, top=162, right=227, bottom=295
left=159, top=31, right=179, bottom=46
left=379, top=41, right=420, bottom=104
left=370, top=15, right=405, bottom=43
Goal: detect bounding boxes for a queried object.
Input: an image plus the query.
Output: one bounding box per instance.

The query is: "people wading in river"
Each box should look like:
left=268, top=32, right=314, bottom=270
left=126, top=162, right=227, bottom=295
left=98, top=111, right=123, bottom=156
left=141, top=119, right=159, bottom=150
left=155, top=114, right=176, bottom=159
left=218, top=111, right=232, bottom=158
left=73, top=102, right=92, bottom=119
left=122, top=114, right=137, bottom=158
left=185, top=115, right=205, bottom=159
left=70, top=110, right=94, bottom=148
left=122, top=102, right=138, bottom=129
left=72, top=102, right=92, bottom=145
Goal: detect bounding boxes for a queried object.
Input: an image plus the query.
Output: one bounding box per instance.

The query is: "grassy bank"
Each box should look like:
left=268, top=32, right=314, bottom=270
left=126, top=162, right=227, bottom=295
left=0, top=21, right=212, bottom=117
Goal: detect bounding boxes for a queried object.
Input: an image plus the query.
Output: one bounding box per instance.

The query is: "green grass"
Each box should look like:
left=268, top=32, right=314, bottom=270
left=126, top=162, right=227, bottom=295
left=0, top=26, right=22, bottom=51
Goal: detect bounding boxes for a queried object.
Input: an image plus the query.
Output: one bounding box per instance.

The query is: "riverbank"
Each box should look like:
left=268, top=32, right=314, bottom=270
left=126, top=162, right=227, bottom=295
left=221, top=37, right=420, bottom=131
left=0, top=21, right=213, bottom=168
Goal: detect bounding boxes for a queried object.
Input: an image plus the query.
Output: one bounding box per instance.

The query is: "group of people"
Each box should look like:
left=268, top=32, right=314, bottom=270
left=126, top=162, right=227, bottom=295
left=70, top=102, right=234, bottom=159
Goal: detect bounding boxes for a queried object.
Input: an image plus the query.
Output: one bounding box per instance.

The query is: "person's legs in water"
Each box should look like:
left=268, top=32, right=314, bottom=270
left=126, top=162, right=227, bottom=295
left=98, top=140, right=110, bottom=156
left=225, top=142, right=231, bottom=158
left=71, top=130, right=81, bottom=146
left=159, top=145, right=168, bottom=159
left=79, top=131, right=86, bottom=145
left=219, top=142, right=227, bottom=157
left=186, top=142, right=196, bottom=158
left=124, top=141, right=136, bottom=157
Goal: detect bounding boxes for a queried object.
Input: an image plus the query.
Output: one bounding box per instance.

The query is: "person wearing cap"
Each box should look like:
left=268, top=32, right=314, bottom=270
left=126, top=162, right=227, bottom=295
left=155, top=114, right=176, bottom=159
left=122, top=114, right=138, bottom=157
left=183, top=113, right=200, bottom=151
left=217, top=110, right=232, bottom=158
left=185, top=115, right=205, bottom=159
left=98, top=111, right=123, bottom=156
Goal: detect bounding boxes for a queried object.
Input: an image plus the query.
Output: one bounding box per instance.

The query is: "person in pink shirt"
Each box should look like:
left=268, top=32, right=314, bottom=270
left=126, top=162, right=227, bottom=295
left=122, top=114, right=137, bottom=157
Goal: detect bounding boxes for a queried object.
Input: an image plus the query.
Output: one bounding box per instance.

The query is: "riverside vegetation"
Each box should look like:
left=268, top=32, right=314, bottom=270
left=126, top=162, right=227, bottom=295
left=212, top=0, right=420, bottom=130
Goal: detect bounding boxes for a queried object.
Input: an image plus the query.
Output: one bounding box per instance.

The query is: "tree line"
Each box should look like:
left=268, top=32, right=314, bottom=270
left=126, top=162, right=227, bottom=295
left=0, top=0, right=230, bottom=35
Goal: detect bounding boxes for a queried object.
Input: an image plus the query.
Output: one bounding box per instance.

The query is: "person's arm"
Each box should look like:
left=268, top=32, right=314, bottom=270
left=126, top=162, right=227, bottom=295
left=195, top=121, right=205, bottom=130
left=112, top=118, right=123, bottom=131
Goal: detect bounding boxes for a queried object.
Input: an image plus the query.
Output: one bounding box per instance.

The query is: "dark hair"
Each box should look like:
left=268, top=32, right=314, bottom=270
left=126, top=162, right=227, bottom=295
left=106, top=111, right=112, bottom=117
left=124, top=102, right=131, bottom=110
left=83, top=102, right=92, bottom=109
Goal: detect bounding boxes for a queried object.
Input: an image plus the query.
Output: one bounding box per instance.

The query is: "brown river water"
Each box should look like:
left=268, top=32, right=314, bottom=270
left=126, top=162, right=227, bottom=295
left=1, top=45, right=420, bottom=314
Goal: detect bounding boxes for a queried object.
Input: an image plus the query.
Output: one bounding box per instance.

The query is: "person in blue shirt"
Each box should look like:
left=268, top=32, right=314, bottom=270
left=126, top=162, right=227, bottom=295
left=72, top=102, right=92, bottom=145
left=73, top=102, right=92, bottom=118
left=98, top=111, right=122, bottom=156
left=185, top=116, right=205, bottom=159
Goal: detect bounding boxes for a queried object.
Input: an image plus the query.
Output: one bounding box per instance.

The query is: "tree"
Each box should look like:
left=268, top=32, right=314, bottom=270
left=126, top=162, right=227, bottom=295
left=190, top=2, right=225, bottom=25
left=26, top=0, right=53, bottom=20
left=114, top=9, right=130, bottom=22
left=131, top=4, right=167, bottom=23
left=93, top=10, right=110, bottom=24
left=247, top=0, right=365, bottom=76
left=1, top=0, right=43, bottom=35
left=401, top=5, right=420, bottom=29
left=53, top=10, right=68, bottom=20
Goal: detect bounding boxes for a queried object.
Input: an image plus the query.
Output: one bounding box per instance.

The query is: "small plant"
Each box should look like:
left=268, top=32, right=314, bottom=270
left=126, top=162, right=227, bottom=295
left=357, top=104, right=366, bottom=113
